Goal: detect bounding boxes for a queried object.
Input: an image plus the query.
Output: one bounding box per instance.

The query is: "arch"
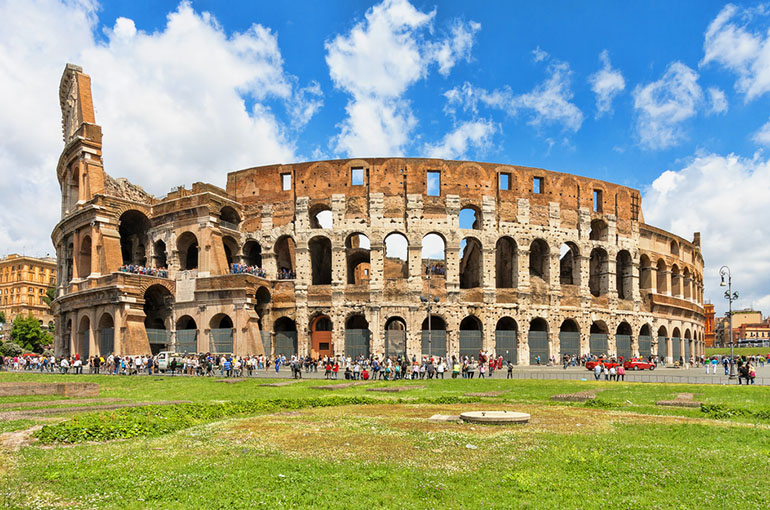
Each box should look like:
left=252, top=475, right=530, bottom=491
left=589, top=248, right=609, bottom=297
left=496, top=236, right=518, bottom=288
left=97, top=312, right=114, bottom=355
left=656, top=259, right=667, bottom=294
left=176, top=315, right=198, bottom=353
left=616, top=321, right=633, bottom=359
left=638, top=323, right=653, bottom=358
left=559, top=242, right=579, bottom=286
left=495, top=317, right=518, bottom=364
left=78, top=235, right=91, bottom=278
left=309, top=236, right=332, bottom=285
left=222, top=236, right=239, bottom=269
left=346, top=233, right=371, bottom=285
left=77, top=315, right=90, bottom=358
left=219, top=206, right=240, bottom=227
left=671, top=326, right=682, bottom=362
left=177, top=232, right=199, bottom=271
left=670, top=240, right=679, bottom=257
left=309, top=203, right=333, bottom=229
left=559, top=319, right=580, bottom=359
left=119, top=210, right=150, bottom=266
left=242, top=240, right=263, bottom=267
left=616, top=250, right=633, bottom=300
left=64, top=318, right=73, bottom=357
left=144, top=284, right=172, bottom=353
left=274, top=316, right=298, bottom=357
left=528, top=317, right=549, bottom=365
left=275, top=235, right=296, bottom=277
left=589, top=219, right=608, bottom=241
left=683, top=267, right=692, bottom=300
left=311, top=314, right=333, bottom=358
left=209, top=313, right=233, bottom=354
left=422, top=233, right=446, bottom=276
left=384, top=316, right=407, bottom=357
left=459, top=205, right=482, bottom=230
left=176, top=315, right=197, bottom=329
left=384, top=232, right=409, bottom=279
left=529, top=239, right=550, bottom=282
left=589, top=321, right=609, bottom=357
left=153, top=240, right=167, bottom=269
left=639, top=254, right=652, bottom=290
left=345, top=314, right=370, bottom=359
left=459, top=237, right=482, bottom=289
left=671, top=264, right=682, bottom=297
left=421, top=314, right=447, bottom=358
left=459, top=315, right=482, bottom=360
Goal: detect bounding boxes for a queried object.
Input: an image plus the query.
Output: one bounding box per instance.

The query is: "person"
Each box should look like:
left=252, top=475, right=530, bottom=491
left=603, top=365, right=609, bottom=381
left=748, top=363, right=756, bottom=385
left=361, top=368, right=369, bottom=380
left=609, top=365, right=617, bottom=381
left=452, top=361, right=461, bottom=379
left=593, top=363, right=602, bottom=381
left=617, top=364, right=625, bottom=382
left=711, top=357, right=718, bottom=375
left=478, top=362, right=486, bottom=379
left=507, top=361, right=513, bottom=379
left=705, top=358, right=710, bottom=374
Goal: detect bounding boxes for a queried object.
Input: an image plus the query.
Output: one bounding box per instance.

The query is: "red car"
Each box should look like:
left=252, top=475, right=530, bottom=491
left=585, top=359, right=620, bottom=371
left=623, top=358, right=655, bottom=371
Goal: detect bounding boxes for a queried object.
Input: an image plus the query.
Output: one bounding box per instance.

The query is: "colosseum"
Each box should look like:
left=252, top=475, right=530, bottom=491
left=51, top=64, right=705, bottom=364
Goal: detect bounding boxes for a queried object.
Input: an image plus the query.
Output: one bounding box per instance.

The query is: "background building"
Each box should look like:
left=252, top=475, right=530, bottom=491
left=51, top=64, right=706, bottom=362
left=0, top=254, right=57, bottom=327
left=704, top=302, right=715, bottom=347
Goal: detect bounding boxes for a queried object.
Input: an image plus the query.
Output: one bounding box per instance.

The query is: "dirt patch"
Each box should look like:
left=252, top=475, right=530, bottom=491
left=0, top=426, right=43, bottom=451
left=214, top=379, right=245, bottom=384
left=0, top=382, right=98, bottom=397
left=551, top=391, right=596, bottom=402
left=366, top=385, right=425, bottom=393
left=0, top=400, right=191, bottom=420
left=656, top=400, right=702, bottom=408
left=0, top=398, right=126, bottom=410
left=260, top=380, right=303, bottom=387
left=464, top=391, right=508, bottom=397
left=312, top=382, right=368, bottom=390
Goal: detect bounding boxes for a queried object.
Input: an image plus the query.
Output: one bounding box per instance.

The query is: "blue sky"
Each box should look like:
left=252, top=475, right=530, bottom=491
left=1, top=0, right=769, bottom=315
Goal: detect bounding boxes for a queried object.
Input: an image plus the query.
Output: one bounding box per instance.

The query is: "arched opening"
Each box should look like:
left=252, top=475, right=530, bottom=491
left=589, top=321, right=609, bottom=357
left=119, top=210, right=150, bottom=266
left=616, top=250, right=633, bottom=300
left=209, top=313, right=234, bottom=354
left=242, top=240, right=263, bottom=268
left=78, top=235, right=91, bottom=278
left=176, top=315, right=198, bottom=354
left=656, top=259, right=667, bottom=294
left=559, top=242, right=579, bottom=286
left=495, top=317, right=518, bottom=364
left=177, top=232, right=199, bottom=271
left=639, top=324, right=652, bottom=358
left=589, top=248, right=609, bottom=297
left=64, top=319, right=72, bottom=357
left=274, top=317, right=298, bottom=356
left=459, top=206, right=481, bottom=229
left=421, top=233, right=446, bottom=277
left=670, top=240, right=679, bottom=257
left=528, top=318, right=549, bottom=365
left=671, top=264, right=682, bottom=297
left=345, top=314, right=370, bottom=359
left=275, top=236, right=296, bottom=279
left=77, top=315, right=90, bottom=358
left=684, top=329, right=692, bottom=361
left=254, top=286, right=271, bottom=330
left=384, top=316, right=407, bottom=357
left=421, top=314, right=447, bottom=358
left=346, top=233, right=371, bottom=285
left=459, top=237, right=482, bottom=289
left=672, top=327, right=682, bottom=362
left=616, top=322, right=633, bottom=360
left=311, top=315, right=333, bottom=358
left=222, top=236, right=239, bottom=269
left=144, top=284, right=172, bottom=354
left=309, top=236, right=332, bottom=285
left=153, top=240, right=167, bottom=269
left=559, top=319, right=580, bottom=359
left=459, top=316, right=482, bottom=359
left=529, top=239, right=549, bottom=283
left=683, top=267, right=692, bottom=300
left=219, top=206, right=240, bottom=229
left=639, top=254, right=652, bottom=290
left=495, top=237, right=518, bottom=288
left=65, top=241, right=74, bottom=283
left=97, top=313, right=113, bottom=356
left=384, top=232, right=409, bottom=279
left=309, top=204, right=333, bottom=229
left=657, top=326, right=669, bottom=359
left=589, top=219, right=608, bottom=241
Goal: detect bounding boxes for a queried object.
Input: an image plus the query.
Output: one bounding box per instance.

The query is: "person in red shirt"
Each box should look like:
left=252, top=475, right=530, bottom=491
left=362, top=368, right=369, bottom=380
left=332, top=362, right=339, bottom=380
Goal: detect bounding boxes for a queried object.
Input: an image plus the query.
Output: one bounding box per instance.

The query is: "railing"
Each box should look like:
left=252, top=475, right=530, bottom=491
left=220, top=220, right=239, bottom=231
left=119, top=266, right=169, bottom=278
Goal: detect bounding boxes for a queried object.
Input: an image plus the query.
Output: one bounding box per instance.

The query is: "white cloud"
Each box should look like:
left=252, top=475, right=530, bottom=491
left=443, top=56, right=584, bottom=133
left=707, top=87, right=728, bottom=114
left=752, top=119, right=770, bottom=146
left=424, top=119, right=496, bottom=159
left=0, top=0, right=320, bottom=257
left=325, top=0, right=479, bottom=156
left=643, top=152, right=770, bottom=315
left=632, top=62, right=703, bottom=150
left=702, top=3, right=770, bottom=101
left=532, top=46, right=548, bottom=62
left=589, top=50, right=625, bottom=117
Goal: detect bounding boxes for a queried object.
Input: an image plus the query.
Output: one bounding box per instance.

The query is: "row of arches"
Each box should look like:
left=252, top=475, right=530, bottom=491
left=639, top=255, right=703, bottom=302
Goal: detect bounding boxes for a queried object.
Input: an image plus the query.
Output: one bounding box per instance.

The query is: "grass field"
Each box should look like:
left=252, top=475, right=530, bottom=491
left=705, top=346, right=770, bottom=356
left=1, top=373, right=769, bottom=509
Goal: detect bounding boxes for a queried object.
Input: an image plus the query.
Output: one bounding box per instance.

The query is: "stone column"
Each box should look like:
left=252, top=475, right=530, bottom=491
left=517, top=329, right=529, bottom=366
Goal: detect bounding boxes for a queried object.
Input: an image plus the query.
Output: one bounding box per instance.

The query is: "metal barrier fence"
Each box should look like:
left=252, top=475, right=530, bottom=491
left=210, top=328, right=233, bottom=354
left=80, top=330, right=90, bottom=358
left=529, top=331, right=549, bottom=364
left=559, top=331, right=580, bottom=359
left=385, top=330, right=406, bottom=358
left=274, top=331, right=297, bottom=357
left=99, top=328, right=114, bottom=355
left=672, top=337, right=681, bottom=361
left=639, top=335, right=652, bottom=358
left=589, top=333, right=608, bottom=356
left=421, top=330, right=447, bottom=358
left=459, top=330, right=482, bottom=360
left=506, top=369, right=770, bottom=386
left=346, top=329, right=371, bottom=359
left=261, top=331, right=272, bottom=357
left=146, top=329, right=170, bottom=348
left=176, top=330, right=197, bottom=354
left=496, top=330, right=517, bottom=364
left=616, top=334, right=632, bottom=360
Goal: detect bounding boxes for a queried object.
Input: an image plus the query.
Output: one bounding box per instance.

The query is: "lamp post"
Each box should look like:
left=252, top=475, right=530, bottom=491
left=420, top=269, right=440, bottom=358
left=719, top=266, right=739, bottom=380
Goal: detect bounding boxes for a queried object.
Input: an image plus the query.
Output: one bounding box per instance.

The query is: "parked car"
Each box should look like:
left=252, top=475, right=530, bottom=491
left=156, top=351, right=184, bottom=373
left=623, top=358, right=655, bottom=371
left=585, top=359, right=620, bottom=371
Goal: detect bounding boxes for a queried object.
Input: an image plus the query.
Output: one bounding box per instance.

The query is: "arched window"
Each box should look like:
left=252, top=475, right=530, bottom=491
left=589, top=321, right=609, bottom=357
left=656, top=259, right=667, bottom=294
left=459, top=206, right=481, bottom=230
left=153, top=240, right=167, bottom=269
left=78, top=235, right=91, bottom=278
left=421, top=314, right=447, bottom=358
left=671, top=264, right=682, bottom=297
left=345, top=314, right=370, bottom=359
left=495, top=237, right=517, bottom=288
left=309, top=204, right=333, bottom=229
left=275, top=236, right=296, bottom=277
left=384, top=316, right=407, bottom=357
left=144, top=285, right=172, bottom=353
left=589, top=248, right=609, bottom=297
left=309, top=236, right=332, bottom=285
left=528, top=318, right=549, bottom=365
left=177, top=232, right=199, bottom=271
left=210, top=314, right=234, bottom=354
left=97, top=313, right=114, bottom=355
left=421, top=233, right=445, bottom=277
left=222, top=236, right=239, bottom=268
left=529, top=239, right=550, bottom=283
left=459, top=316, right=482, bottom=359
left=346, top=233, right=371, bottom=285
left=243, top=240, right=262, bottom=267
left=639, top=254, right=652, bottom=290
left=616, top=322, right=633, bottom=359
left=559, top=242, right=579, bottom=286
left=616, top=250, right=633, bottom=300
left=384, top=233, right=409, bottom=279
left=459, top=237, right=482, bottom=289
left=119, top=210, right=150, bottom=266
left=220, top=206, right=240, bottom=229
left=559, top=319, right=580, bottom=359
left=274, top=317, right=298, bottom=356
left=589, top=219, right=608, bottom=241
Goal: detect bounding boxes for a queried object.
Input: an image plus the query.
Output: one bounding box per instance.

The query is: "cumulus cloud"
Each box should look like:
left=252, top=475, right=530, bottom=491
left=325, top=0, right=480, bottom=156
left=643, top=152, right=770, bottom=314
left=632, top=62, right=703, bottom=149
left=443, top=55, right=583, bottom=133
left=423, top=119, right=497, bottom=159
left=589, top=50, right=625, bottom=117
left=751, top=119, right=770, bottom=146
left=702, top=3, right=770, bottom=101
left=707, top=87, right=728, bottom=114
left=0, top=0, right=321, bottom=257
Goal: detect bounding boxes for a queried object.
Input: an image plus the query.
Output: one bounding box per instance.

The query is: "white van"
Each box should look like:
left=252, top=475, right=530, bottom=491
left=156, top=351, right=184, bottom=373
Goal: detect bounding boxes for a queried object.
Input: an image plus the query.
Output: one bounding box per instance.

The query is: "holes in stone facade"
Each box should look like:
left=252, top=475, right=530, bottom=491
left=281, top=173, right=292, bottom=191
left=529, top=239, right=549, bottom=282
left=309, top=204, right=332, bottom=229
left=589, top=219, right=608, bottom=241
left=559, top=242, right=579, bottom=286
left=309, top=236, right=332, bottom=285
left=593, top=189, right=603, bottom=212
left=459, top=237, right=482, bottom=289
left=427, top=171, right=441, bottom=196
left=351, top=167, right=364, bottom=186
left=495, top=237, right=517, bottom=288
left=153, top=240, right=167, bottom=269
left=589, top=247, right=609, bottom=297
left=499, top=172, right=511, bottom=191
left=533, top=177, right=544, bottom=194
left=459, top=206, right=481, bottom=229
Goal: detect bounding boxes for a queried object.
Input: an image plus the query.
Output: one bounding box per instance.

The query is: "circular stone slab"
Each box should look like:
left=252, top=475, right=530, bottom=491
left=460, top=411, right=530, bottom=425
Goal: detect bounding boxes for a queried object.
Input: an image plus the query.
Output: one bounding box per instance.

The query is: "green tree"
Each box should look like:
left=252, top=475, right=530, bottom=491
left=10, top=314, right=52, bottom=353
left=0, top=310, right=6, bottom=324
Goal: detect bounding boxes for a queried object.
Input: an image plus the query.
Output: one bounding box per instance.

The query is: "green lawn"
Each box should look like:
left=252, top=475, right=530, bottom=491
left=1, top=373, right=769, bottom=509
left=706, top=346, right=770, bottom=357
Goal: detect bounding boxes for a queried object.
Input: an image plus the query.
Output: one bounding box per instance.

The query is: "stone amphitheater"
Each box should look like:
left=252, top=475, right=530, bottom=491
left=52, top=64, right=705, bottom=364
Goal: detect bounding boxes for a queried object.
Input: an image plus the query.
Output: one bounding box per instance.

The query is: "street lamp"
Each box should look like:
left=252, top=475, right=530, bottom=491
left=420, top=269, right=440, bottom=358
left=719, top=266, right=739, bottom=380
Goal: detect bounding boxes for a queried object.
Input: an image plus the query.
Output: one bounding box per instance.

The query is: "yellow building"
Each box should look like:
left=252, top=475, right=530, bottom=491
left=0, top=254, right=57, bottom=327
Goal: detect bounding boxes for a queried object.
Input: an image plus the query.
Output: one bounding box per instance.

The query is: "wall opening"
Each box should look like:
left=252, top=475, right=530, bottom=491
left=459, top=237, right=482, bottom=289
left=671, top=264, right=682, bottom=297
left=616, top=250, right=633, bottom=300
left=153, top=240, right=167, bottom=269
left=119, top=210, right=150, bottom=266
left=559, top=242, right=579, bottom=286
left=78, top=235, right=91, bottom=278
left=427, top=171, right=441, bottom=196
left=309, top=236, right=332, bottom=285
left=177, top=232, right=199, bottom=271
left=144, top=284, right=172, bottom=354
left=275, top=236, right=296, bottom=278
left=459, top=206, right=481, bottom=229
left=309, top=204, right=333, bottom=229
left=495, top=236, right=517, bottom=288
left=589, top=247, right=609, bottom=297
left=384, top=232, right=409, bottom=279
left=529, top=239, right=550, bottom=283
left=243, top=240, right=263, bottom=267
left=589, top=219, right=608, bottom=241
left=656, top=259, right=667, bottom=294
left=222, top=236, right=239, bottom=269
left=639, top=254, right=652, bottom=290
left=219, top=206, right=240, bottom=229
left=421, top=233, right=446, bottom=276
left=346, top=233, right=371, bottom=285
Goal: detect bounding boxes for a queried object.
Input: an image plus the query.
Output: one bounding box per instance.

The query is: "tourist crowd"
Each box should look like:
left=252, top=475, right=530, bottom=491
left=231, top=263, right=266, bottom=277
left=277, top=268, right=296, bottom=279
left=118, top=265, right=169, bottom=278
